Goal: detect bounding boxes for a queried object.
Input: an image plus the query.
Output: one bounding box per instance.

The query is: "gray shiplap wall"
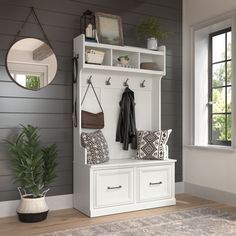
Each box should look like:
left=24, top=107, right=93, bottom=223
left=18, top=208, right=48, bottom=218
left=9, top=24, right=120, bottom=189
left=0, top=0, right=182, bottom=201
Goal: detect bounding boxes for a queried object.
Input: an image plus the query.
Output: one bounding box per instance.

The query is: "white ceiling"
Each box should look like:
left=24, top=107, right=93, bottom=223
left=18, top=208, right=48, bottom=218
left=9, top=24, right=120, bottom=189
left=12, top=38, right=44, bottom=51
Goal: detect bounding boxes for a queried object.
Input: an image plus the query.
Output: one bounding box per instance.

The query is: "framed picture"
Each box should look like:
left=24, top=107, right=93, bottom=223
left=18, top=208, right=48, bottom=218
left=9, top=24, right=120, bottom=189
left=95, top=12, right=124, bottom=46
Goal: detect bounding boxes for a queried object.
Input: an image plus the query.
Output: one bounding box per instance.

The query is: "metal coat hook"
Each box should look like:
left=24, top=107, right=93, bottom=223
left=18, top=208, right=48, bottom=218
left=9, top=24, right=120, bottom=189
left=123, top=78, right=129, bottom=87
left=140, top=80, right=146, bottom=88
left=105, top=77, right=111, bottom=85
left=87, top=75, right=92, bottom=84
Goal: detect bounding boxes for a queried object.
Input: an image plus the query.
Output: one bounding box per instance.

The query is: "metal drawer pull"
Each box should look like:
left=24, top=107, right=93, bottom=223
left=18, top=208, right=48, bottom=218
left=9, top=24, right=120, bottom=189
left=107, top=185, right=122, bottom=190
left=149, top=181, right=162, bottom=186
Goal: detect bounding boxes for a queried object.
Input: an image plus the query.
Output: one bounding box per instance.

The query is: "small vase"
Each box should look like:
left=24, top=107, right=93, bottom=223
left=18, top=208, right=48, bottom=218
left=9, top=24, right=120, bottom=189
left=119, top=58, right=129, bottom=66
left=147, top=37, right=158, bottom=50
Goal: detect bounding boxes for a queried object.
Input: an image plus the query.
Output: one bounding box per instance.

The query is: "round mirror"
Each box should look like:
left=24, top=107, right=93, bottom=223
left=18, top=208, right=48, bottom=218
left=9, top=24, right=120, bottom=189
left=6, top=38, right=57, bottom=90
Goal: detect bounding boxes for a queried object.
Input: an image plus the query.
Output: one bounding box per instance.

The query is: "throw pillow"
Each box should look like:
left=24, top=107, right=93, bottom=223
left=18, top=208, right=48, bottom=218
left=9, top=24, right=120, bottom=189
left=136, top=129, right=172, bottom=160
left=81, top=130, right=109, bottom=164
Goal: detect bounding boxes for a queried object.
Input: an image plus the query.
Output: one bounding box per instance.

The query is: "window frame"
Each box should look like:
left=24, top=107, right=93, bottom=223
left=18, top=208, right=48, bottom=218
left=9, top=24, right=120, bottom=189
left=208, top=27, right=232, bottom=146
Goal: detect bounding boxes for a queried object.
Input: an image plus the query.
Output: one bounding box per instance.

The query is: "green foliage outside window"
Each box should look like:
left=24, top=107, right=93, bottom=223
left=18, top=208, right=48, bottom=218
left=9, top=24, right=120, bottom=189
left=212, top=113, right=232, bottom=141
left=211, top=42, right=232, bottom=142
left=26, top=75, right=41, bottom=90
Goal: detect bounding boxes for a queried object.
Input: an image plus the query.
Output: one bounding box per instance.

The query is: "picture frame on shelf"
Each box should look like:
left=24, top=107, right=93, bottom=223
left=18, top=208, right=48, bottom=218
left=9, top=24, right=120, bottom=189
left=95, top=12, right=124, bottom=46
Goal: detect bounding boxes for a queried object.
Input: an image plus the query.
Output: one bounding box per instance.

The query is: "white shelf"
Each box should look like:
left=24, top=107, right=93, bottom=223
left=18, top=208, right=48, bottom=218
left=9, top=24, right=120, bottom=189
left=83, top=63, right=165, bottom=76
left=75, top=34, right=166, bottom=76
left=89, top=158, right=177, bottom=169
left=85, top=41, right=165, bottom=56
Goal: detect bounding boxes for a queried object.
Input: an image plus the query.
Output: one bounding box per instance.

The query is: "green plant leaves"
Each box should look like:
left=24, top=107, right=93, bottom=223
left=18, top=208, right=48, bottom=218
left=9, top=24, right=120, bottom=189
left=135, top=17, right=169, bottom=40
left=5, top=124, right=58, bottom=197
left=42, top=144, right=58, bottom=187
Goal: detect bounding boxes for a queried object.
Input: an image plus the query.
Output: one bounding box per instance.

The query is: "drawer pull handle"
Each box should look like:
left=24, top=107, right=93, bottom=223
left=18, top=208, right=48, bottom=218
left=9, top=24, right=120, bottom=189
left=149, top=181, right=162, bottom=186
left=107, top=185, right=122, bottom=190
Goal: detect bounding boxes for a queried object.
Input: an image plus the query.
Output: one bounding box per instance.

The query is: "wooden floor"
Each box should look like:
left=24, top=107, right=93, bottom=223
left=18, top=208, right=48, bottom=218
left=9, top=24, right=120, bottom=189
left=1, top=194, right=236, bottom=236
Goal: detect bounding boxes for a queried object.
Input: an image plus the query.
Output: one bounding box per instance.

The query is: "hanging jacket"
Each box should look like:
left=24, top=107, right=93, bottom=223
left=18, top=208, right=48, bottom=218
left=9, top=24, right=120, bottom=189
left=116, top=87, right=137, bottom=150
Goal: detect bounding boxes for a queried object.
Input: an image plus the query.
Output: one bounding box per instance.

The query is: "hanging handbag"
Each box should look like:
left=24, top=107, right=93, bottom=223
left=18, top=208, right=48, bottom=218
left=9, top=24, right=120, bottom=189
left=81, top=81, right=104, bottom=129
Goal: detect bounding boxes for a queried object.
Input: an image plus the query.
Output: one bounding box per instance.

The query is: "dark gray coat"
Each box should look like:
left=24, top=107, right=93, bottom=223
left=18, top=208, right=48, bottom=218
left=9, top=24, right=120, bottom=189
left=116, top=87, right=137, bottom=150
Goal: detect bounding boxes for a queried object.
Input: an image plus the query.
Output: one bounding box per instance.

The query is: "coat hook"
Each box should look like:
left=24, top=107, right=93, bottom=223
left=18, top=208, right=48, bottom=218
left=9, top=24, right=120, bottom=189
left=87, top=75, right=92, bottom=84
left=105, top=77, right=111, bottom=85
left=123, top=78, right=129, bottom=87
left=140, top=80, right=146, bottom=88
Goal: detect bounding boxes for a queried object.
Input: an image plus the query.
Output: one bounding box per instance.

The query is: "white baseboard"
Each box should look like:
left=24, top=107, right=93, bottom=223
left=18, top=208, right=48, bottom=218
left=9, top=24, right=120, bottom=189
left=175, top=182, right=184, bottom=194
left=185, top=182, right=236, bottom=207
left=0, top=194, right=73, bottom=218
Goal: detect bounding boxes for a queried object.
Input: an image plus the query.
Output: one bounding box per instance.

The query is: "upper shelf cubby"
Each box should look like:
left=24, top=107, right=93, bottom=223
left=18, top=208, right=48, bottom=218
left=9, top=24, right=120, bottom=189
left=74, top=34, right=166, bottom=76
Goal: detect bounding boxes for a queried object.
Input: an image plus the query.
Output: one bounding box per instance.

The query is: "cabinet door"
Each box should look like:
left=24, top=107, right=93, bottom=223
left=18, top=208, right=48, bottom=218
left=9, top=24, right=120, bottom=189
left=93, top=168, right=134, bottom=208
left=137, top=165, right=172, bottom=202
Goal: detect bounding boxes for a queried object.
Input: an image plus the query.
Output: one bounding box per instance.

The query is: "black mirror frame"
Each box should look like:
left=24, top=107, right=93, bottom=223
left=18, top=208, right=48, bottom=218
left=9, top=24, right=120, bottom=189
left=5, top=37, right=58, bottom=91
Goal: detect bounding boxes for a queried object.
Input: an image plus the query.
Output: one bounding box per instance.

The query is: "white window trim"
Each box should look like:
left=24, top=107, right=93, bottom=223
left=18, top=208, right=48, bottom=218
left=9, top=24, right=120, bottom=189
left=189, top=12, right=236, bottom=149
left=185, top=144, right=236, bottom=152
left=8, top=61, right=48, bottom=87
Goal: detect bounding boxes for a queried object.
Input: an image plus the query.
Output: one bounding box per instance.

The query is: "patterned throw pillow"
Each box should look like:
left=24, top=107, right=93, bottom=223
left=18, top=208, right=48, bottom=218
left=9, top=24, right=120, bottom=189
left=136, top=129, right=172, bottom=160
left=81, top=130, right=109, bottom=164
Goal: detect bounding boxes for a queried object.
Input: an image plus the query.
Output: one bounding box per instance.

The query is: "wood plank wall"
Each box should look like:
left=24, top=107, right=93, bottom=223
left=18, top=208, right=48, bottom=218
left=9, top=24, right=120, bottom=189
left=0, top=0, right=182, bottom=201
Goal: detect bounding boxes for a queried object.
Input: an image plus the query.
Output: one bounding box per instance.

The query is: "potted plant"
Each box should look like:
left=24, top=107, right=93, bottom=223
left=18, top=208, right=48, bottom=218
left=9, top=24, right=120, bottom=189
left=135, top=17, right=169, bottom=50
left=5, top=124, right=57, bottom=223
left=117, top=55, right=130, bottom=66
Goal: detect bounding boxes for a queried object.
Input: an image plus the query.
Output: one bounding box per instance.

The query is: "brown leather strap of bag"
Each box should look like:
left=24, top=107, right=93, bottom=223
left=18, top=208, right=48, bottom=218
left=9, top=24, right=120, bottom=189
left=81, top=81, right=103, bottom=112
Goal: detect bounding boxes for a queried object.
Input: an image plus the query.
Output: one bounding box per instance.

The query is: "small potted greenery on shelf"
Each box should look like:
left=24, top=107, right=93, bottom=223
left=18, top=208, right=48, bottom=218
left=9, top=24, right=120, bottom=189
left=135, top=17, right=169, bottom=50
left=117, top=55, right=130, bottom=66
left=5, top=124, right=57, bottom=223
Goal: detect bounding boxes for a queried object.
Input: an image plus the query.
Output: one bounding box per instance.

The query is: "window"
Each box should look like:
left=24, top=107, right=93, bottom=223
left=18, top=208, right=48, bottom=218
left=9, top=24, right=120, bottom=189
left=8, top=62, right=47, bottom=89
left=193, top=19, right=233, bottom=147
left=11, top=72, right=42, bottom=89
left=208, top=28, right=232, bottom=146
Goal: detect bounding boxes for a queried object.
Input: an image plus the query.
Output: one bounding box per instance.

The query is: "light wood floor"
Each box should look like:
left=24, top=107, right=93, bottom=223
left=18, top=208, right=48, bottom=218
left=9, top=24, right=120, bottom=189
left=1, top=194, right=236, bottom=236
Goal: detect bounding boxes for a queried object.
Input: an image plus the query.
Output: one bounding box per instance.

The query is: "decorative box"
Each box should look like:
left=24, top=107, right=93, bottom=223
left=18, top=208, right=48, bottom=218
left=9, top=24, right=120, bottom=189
left=85, top=49, right=105, bottom=65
